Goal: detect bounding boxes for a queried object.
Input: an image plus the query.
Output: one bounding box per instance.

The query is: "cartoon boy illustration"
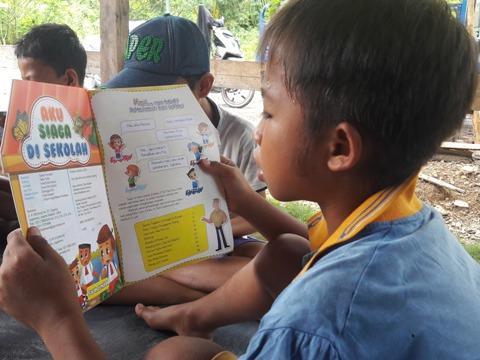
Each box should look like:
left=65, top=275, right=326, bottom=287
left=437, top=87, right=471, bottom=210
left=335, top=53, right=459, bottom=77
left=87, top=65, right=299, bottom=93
left=78, top=243, right=98, bottom=293
left=187, top=168, right=200, bottom=190
left=125, top=164, right=140, bottom=188
left=97, top=224, right=119, bottom=294
left=187, top=141, right=205, bottom=165
left=197, top=122, right=210, bottom=145
left=202, top=198, right=230, bottom=252
left=69, top=258, right=87, bottom=309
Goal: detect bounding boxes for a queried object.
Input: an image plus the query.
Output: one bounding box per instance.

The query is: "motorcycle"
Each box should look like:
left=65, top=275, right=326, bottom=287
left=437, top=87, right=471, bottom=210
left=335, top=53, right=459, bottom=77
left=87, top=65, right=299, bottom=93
left=197, top=7, right=255, bottom=109
left=212, top=18, right=255, bottom=108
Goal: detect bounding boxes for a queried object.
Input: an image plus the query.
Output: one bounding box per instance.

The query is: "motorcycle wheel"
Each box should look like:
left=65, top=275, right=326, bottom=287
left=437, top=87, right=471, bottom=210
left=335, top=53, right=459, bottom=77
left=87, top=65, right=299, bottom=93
left=221, top=88, right=255, bottom=108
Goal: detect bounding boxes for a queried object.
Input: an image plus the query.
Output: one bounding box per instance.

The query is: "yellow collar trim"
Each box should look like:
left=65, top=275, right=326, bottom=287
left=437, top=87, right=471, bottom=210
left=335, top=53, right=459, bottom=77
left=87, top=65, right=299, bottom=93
left=301, top=175, right=422, bottom=276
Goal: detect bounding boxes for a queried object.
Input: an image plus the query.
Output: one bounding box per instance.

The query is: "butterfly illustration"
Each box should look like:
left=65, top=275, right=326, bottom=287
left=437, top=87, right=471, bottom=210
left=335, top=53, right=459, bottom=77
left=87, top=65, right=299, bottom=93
left=12, top=111, right=29, bottom=141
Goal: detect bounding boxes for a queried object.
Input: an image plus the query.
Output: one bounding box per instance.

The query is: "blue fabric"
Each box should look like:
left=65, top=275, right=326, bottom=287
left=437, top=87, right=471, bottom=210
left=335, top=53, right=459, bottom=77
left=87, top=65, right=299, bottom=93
left=240, top=206, right=480, bottom=359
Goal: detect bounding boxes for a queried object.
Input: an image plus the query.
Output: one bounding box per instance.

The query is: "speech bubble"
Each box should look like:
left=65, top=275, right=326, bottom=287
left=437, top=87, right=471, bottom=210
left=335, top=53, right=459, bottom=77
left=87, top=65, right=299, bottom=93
left=149, top=155, right=187, bottom=172
left=136, top=144, right=169, bottom=160
left=165, top=116, right=194, bottom=127
left=121, top=119, right=155, bottom=133
left=156, top=128, right=188, bottom=141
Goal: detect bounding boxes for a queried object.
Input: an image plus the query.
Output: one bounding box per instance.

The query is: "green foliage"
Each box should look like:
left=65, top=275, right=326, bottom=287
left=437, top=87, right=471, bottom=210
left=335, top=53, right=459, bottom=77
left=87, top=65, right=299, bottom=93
left=1, top=0, right=269, bottom=48
left=0, top=0, right=99, bottom=45
left=465, top=243, right=480, bottom=263
left=268, top=196, right=319, bottom=224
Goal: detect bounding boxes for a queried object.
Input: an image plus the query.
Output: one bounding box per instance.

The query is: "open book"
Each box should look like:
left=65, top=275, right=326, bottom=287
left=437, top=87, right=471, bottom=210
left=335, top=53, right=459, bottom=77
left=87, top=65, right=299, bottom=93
left=0, top=80, right=234, bottom=311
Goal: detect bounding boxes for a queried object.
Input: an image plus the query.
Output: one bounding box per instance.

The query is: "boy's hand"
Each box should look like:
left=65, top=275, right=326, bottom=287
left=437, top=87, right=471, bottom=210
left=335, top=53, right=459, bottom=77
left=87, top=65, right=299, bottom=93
left=0, top=227, right=80, bottom=337
left=199, top=156, right=258, bottom=214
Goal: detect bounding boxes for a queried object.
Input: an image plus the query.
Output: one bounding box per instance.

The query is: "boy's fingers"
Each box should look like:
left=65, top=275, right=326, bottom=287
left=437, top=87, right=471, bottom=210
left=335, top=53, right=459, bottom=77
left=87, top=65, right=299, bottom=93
left=25, top=227, right=57, bottom=260
left=199, top=159, right=235, bottom=177
left=5, top=229, right=30, bottom=251
left=219, top=156, right=236, bottom=167
left=3, top=228, right=39, bottom=263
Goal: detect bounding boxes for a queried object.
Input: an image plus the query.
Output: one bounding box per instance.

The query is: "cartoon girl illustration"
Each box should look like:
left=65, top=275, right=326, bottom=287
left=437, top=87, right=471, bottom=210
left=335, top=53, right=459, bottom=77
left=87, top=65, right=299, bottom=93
left=125, top=164, right=140, bottom=188
left=197, top=122, right=211, bottom=145
left=187, top=141, right=205, bottom=165
left=109, top=134, right=132, bottom=163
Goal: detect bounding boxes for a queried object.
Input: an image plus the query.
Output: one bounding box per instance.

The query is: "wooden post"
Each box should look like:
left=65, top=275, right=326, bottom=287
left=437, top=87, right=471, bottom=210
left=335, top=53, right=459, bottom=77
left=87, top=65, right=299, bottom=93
left=467, top=0, right=480, bottom=143
left=100, top=0, right=129, bottom=83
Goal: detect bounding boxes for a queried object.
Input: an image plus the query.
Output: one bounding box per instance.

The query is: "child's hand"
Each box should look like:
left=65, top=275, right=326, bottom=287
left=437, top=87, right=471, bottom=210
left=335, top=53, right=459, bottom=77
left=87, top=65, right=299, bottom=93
left=0, top=227, right=81, bottom=337
left=199, top=156, right=257, bottom=214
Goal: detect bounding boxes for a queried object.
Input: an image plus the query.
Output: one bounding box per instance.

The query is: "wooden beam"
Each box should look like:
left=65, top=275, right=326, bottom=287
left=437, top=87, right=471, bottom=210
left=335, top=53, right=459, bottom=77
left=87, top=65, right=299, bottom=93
left=441, top=141, right=480, bottom=150
left=473, top=111, right=480, bottom=143
left=419, top=173, right=465, bottom=194
left=100, top=0, right=129, bottom=83
left=211, top=60, right=261, bottom=90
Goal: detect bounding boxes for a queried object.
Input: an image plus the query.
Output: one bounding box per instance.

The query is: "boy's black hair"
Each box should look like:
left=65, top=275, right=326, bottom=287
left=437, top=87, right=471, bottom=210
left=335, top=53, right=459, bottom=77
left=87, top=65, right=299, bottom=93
left=15, top=23, right=87, bottom=86
left=260, top=0, right=477, bottom=187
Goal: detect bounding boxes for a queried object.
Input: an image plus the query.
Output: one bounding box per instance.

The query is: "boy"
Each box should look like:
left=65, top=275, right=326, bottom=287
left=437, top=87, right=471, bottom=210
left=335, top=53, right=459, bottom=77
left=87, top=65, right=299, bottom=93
left=78, top=243, right=97, bottom=293
left=1, top=0, right=480, bottom=359
left=105, top=16, right=267, bottom=305
left=15, top=23, right=87, bottom=86
left=0, top=24, right=87, bottom=247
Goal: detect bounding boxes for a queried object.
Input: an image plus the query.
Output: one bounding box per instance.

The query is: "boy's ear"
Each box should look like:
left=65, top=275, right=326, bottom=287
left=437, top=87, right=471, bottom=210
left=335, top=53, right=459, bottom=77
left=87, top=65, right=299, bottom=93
left=326, top=122, right=363, bottom=172
left=197, top=73, right=214, bottom=98
left=64, top=68, right=80, bottom=87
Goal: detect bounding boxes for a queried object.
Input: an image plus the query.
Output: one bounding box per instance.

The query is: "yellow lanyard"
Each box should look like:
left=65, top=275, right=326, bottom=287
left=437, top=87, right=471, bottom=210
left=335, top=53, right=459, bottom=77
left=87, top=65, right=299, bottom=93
left=300, top=175, right=422, bottom=276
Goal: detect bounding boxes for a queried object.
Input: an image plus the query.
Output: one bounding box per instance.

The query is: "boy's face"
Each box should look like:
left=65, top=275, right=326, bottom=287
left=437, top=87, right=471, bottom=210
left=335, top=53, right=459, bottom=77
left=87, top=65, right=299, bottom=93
left=18, top=57, right=67, bottom=85
left=113, top=138, right=122, bottom=148
left=99, top=239, right=114, bottom=265
left=79, top=247, right=91, bottom=266
left=255, top=64, right=313, bottom=201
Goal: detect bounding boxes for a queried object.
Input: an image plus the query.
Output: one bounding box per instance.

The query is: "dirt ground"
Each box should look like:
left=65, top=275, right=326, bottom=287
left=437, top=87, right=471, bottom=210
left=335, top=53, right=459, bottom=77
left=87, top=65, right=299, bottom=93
left=416, top=125, right=480, bottom=245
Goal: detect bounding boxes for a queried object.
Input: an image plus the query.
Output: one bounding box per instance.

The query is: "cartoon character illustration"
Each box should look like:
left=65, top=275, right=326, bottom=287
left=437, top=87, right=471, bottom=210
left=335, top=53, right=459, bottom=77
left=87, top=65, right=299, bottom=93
left=187, top=168, right=199, bottom=189
left=69, top=258, right=87, bottom=309
left=109, top=134, right=132, bottom=163
left=197, top=122, right=211, bottom=145
left=78, top=243, right=98, bottom=293
left=187, top=141, right=206, bottom=165
left=202, top=198, right=230, bottom=251
left=186, top=168, right=204, bottom=196
left=125, top=164, right=140, bottom=188
left=97, top=225, right=119, bottom=294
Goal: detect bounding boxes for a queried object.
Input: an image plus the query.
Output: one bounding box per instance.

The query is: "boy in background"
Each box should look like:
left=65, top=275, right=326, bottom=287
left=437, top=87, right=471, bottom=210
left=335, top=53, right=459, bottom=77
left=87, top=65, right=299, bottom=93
left=15, top=23, right=86, bottom=87
left=1, top=23, right=87, bottom=247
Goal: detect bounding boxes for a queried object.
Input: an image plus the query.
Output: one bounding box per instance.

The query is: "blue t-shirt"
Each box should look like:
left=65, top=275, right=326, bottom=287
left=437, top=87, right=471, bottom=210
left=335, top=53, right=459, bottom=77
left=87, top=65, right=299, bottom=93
left=240, top=206, right=480, bottom=359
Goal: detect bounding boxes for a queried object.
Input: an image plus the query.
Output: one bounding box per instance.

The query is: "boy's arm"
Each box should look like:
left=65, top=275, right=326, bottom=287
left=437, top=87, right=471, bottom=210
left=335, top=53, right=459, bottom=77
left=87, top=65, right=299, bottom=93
left=0, top=228, right=106, bottom=360
left=229, top=190, right=266, bottom=237
left=199, top=158, right=308, bottom=241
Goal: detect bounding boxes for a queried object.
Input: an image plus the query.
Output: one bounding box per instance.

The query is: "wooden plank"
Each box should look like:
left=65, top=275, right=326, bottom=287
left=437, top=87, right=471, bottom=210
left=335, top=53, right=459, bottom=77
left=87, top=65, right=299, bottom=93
left=441, top=141, right=480, bottom=150
left=100, top=0, right=129, bottom=83
left=473, top=111, right=480, bottom=143
left=472, top=75, right=480, bottom=111
left=467, top=0, right=476, bottom=34
left=419, top=173, right=465, bottom=194
left=210, top=59, right=261, bottom=90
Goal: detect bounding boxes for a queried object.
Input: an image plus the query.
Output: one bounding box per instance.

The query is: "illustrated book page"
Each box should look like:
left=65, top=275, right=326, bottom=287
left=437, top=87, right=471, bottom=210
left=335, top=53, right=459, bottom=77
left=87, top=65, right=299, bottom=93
left=91, top=85, right=233, bottom=283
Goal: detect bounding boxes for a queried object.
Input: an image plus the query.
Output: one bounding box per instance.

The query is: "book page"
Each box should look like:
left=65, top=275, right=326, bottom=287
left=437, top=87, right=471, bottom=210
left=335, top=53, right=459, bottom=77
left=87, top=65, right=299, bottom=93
left=1, top=80, right=123, bottom=310
left=91, top=85, right=233, bottom=283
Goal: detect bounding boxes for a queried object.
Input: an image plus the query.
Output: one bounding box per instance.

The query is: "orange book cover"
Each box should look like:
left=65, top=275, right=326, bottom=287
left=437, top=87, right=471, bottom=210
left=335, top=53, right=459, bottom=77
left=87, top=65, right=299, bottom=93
left=2, top=80, right=101, bottom=173
left=1, top=80, right=122, bottom=311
